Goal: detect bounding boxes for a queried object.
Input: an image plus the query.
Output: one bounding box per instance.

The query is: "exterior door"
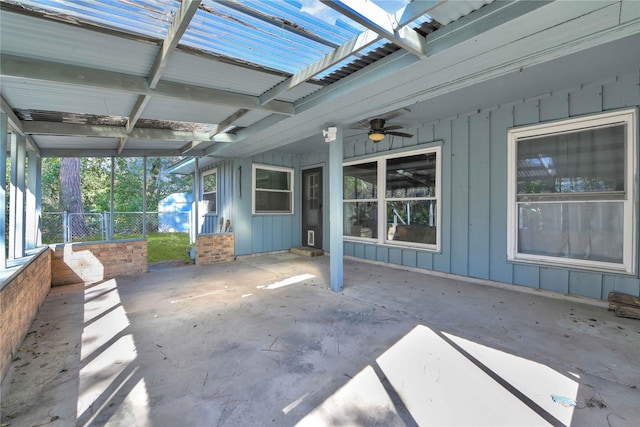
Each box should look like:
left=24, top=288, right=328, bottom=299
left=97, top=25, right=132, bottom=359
left=302, top=167, right=322, bottom=248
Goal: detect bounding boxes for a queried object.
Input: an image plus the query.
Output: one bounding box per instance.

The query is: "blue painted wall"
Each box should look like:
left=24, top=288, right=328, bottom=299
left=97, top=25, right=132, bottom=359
left=199, top=160, right=234, bottom=235
left=198, top=70, right=640, bottom=300
left=341, top=70, right=640, bottom=299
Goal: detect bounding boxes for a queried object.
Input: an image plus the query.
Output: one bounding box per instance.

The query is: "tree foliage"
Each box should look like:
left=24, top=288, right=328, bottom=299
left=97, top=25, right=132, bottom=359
left=41, top=156, right=191, bottom=213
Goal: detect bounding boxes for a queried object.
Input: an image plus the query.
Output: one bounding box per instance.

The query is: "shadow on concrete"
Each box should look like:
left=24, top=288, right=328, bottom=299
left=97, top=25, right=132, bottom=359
left=2, top=254, right=639, bottom=426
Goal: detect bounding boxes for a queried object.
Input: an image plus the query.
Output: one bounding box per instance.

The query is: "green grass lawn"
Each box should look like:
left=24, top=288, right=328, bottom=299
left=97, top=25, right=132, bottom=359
left=145, top=232, right=192, bottom=263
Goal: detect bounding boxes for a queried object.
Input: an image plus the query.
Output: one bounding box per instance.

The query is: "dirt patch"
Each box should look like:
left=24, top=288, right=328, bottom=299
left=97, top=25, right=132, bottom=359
left=148, top=259, right=193, bottom=270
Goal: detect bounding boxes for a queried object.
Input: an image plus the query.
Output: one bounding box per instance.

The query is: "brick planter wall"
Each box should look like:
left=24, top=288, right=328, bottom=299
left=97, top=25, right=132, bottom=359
left=196, top=233, right=234, bottom=265
left=0, top=247, right=52, bottom=380
left=51, top=239, right=147, bottom=286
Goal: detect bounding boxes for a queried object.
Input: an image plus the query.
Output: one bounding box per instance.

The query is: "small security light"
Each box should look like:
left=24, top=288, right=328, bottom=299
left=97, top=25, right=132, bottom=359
left=323, top=127, right=337, bottom=142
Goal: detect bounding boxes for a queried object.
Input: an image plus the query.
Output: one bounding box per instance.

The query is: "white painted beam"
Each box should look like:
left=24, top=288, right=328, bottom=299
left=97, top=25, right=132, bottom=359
left=1, top=55, right=295, bottom=115
left=217, top=0, right=340, bottom=48
left=425, top=0, right=551, bottom=56
left=178, top=106, right=249, bottom=155
left=149, top=0, right=201, bottom=89
left=0, top=113, right=7, bottom=268
left=209, top=109, right=249, bottom=138
left=9, top=133, right=26, bottom=259
left=179, top=140, right=206, bottom=154
left=125, top=95, right=152, bottom=134
left=322, top=0, right=426, bottom=56
left=26, top=151, right=42, bottom=248
left=205, top=114, right=287, bottom=155
left=259, top=0, right=441, bottom=104
left=21, top=121, right=214, bottom=141
left=117, top=136, right=129, bottom=154
left=38, top=149, right=204, bottom=158
left=120, top=1, right=201, bottom=153
left=259, top=30, right=380, bottom=104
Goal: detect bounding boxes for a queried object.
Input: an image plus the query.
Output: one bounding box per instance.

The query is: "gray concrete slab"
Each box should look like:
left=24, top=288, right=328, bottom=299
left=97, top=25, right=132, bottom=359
left=2, top=254, right=639, bottom=427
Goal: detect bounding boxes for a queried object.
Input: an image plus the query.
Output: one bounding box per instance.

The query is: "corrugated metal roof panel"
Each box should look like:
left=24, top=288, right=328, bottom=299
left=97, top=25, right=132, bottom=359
left=1, top=78, right=138, bottom=116
left=272, top=82, right=324, bottom=103
left=5, top=0, right=176, bottom=39
left=141, top=97, right=238, bottom=124
left=32, top=135, right=120, bottom=150
left=428, top=0, right=493, bottom=26
left=163, top=51, right=283, bottom=95
left=0, top=10, right=157, bottom=76
left=183, top=0, right=364, bottom=74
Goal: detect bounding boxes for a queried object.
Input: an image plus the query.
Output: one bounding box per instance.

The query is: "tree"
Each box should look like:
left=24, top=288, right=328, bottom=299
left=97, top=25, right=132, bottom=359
left=59, top=158, right=83, bottom=213
left=59, top=157, right=89, bottom=237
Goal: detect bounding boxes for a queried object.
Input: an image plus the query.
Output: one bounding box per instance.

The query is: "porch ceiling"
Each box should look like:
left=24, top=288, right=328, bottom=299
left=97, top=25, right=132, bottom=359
left=1, top=0, right=639, bottom=162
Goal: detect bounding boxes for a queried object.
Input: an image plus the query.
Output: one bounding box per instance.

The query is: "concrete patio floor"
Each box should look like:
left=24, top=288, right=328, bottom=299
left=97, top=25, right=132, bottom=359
left=1, top=253, right=639, bottom=427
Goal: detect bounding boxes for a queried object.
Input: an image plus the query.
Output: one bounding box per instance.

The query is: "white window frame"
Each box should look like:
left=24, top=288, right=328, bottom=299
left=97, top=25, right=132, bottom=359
left=252, top=164, right=294, bottom=215
left=507, top=108, right=637, bottom=274
left=201, top=168, right=217, bottom=215
left=343, top=146, right=441, bottom=251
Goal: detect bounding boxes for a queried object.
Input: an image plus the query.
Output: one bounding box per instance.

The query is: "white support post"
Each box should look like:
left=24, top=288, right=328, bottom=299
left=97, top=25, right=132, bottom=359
left=0, top=113, right=7, bottom=269
left=110, top=157, right=115, bottom=240
left=193, top=157, right=200, bottom=239
left=26, top=150, right=42, bottom=248
left=328, top=126, right=344, bottom=292
left=9, top=133, right=26, bottom=259
left=143, top=156, right=147, bottom=239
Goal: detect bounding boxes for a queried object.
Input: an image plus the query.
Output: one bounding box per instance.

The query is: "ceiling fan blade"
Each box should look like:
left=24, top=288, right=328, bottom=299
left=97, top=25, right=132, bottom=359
left=383, top=125, right=404, bottom=131
left=351, top=119, right=372, bottom=130
left=386, top=131, right=413, bottom=138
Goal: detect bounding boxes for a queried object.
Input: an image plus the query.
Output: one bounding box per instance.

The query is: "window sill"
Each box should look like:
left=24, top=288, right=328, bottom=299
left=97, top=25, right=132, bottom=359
left=343, top=237, right=441, bottom=253
left=508, top=255, right=635, bottom=276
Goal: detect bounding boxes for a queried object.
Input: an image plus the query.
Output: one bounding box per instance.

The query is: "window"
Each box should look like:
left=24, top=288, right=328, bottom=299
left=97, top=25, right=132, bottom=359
left=253, top=164, right=294, bottom=214
left=202, top=168, right=217, bottom=214
left=344, top=162, right=378, bottom=238
left=507, top=108, right=637, bottom=274
left=343, top=147, right=441, bottom=250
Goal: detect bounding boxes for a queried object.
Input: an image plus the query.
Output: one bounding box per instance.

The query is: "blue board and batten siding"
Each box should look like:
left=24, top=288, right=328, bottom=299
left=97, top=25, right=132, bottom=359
left=234, top=153, right=302, bottom=256
left=343, top=71, right=640, bottom=299
left=199, top=71, right=640, bottom=300
left=200, top=160, right=234, bottom=235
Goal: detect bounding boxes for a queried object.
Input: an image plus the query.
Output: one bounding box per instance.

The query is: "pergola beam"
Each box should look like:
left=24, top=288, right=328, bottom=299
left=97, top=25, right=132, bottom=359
left=149, top=0, right=201, bottom=89
left=259, top=30, right=380, bottom=104
left=1, top=55, right=295, bottom=116
left=209, top=109, right=249, bottom=138
left=121, top=0, right=201, bottom=152
left=38, top=148, right=207, bottom=158
left=322, top=0, right=427, bottom=57
left=21, top=121, right=213, bottom=141
left=216, top=0, right=340, bottom=49
left=260, top=0, right=442, bottom=104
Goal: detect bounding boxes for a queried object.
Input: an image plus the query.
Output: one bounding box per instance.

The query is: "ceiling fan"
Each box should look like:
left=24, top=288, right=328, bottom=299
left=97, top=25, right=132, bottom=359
left=365, top=118, right=413, bottom=142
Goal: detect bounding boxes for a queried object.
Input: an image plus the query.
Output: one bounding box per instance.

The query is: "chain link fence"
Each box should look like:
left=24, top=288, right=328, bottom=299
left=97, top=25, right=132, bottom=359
left=42, top=211, right=191, bottom=244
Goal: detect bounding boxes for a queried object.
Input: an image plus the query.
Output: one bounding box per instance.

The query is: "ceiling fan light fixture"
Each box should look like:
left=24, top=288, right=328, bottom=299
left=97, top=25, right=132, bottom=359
left=368, top=131, right=385, bottom=142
